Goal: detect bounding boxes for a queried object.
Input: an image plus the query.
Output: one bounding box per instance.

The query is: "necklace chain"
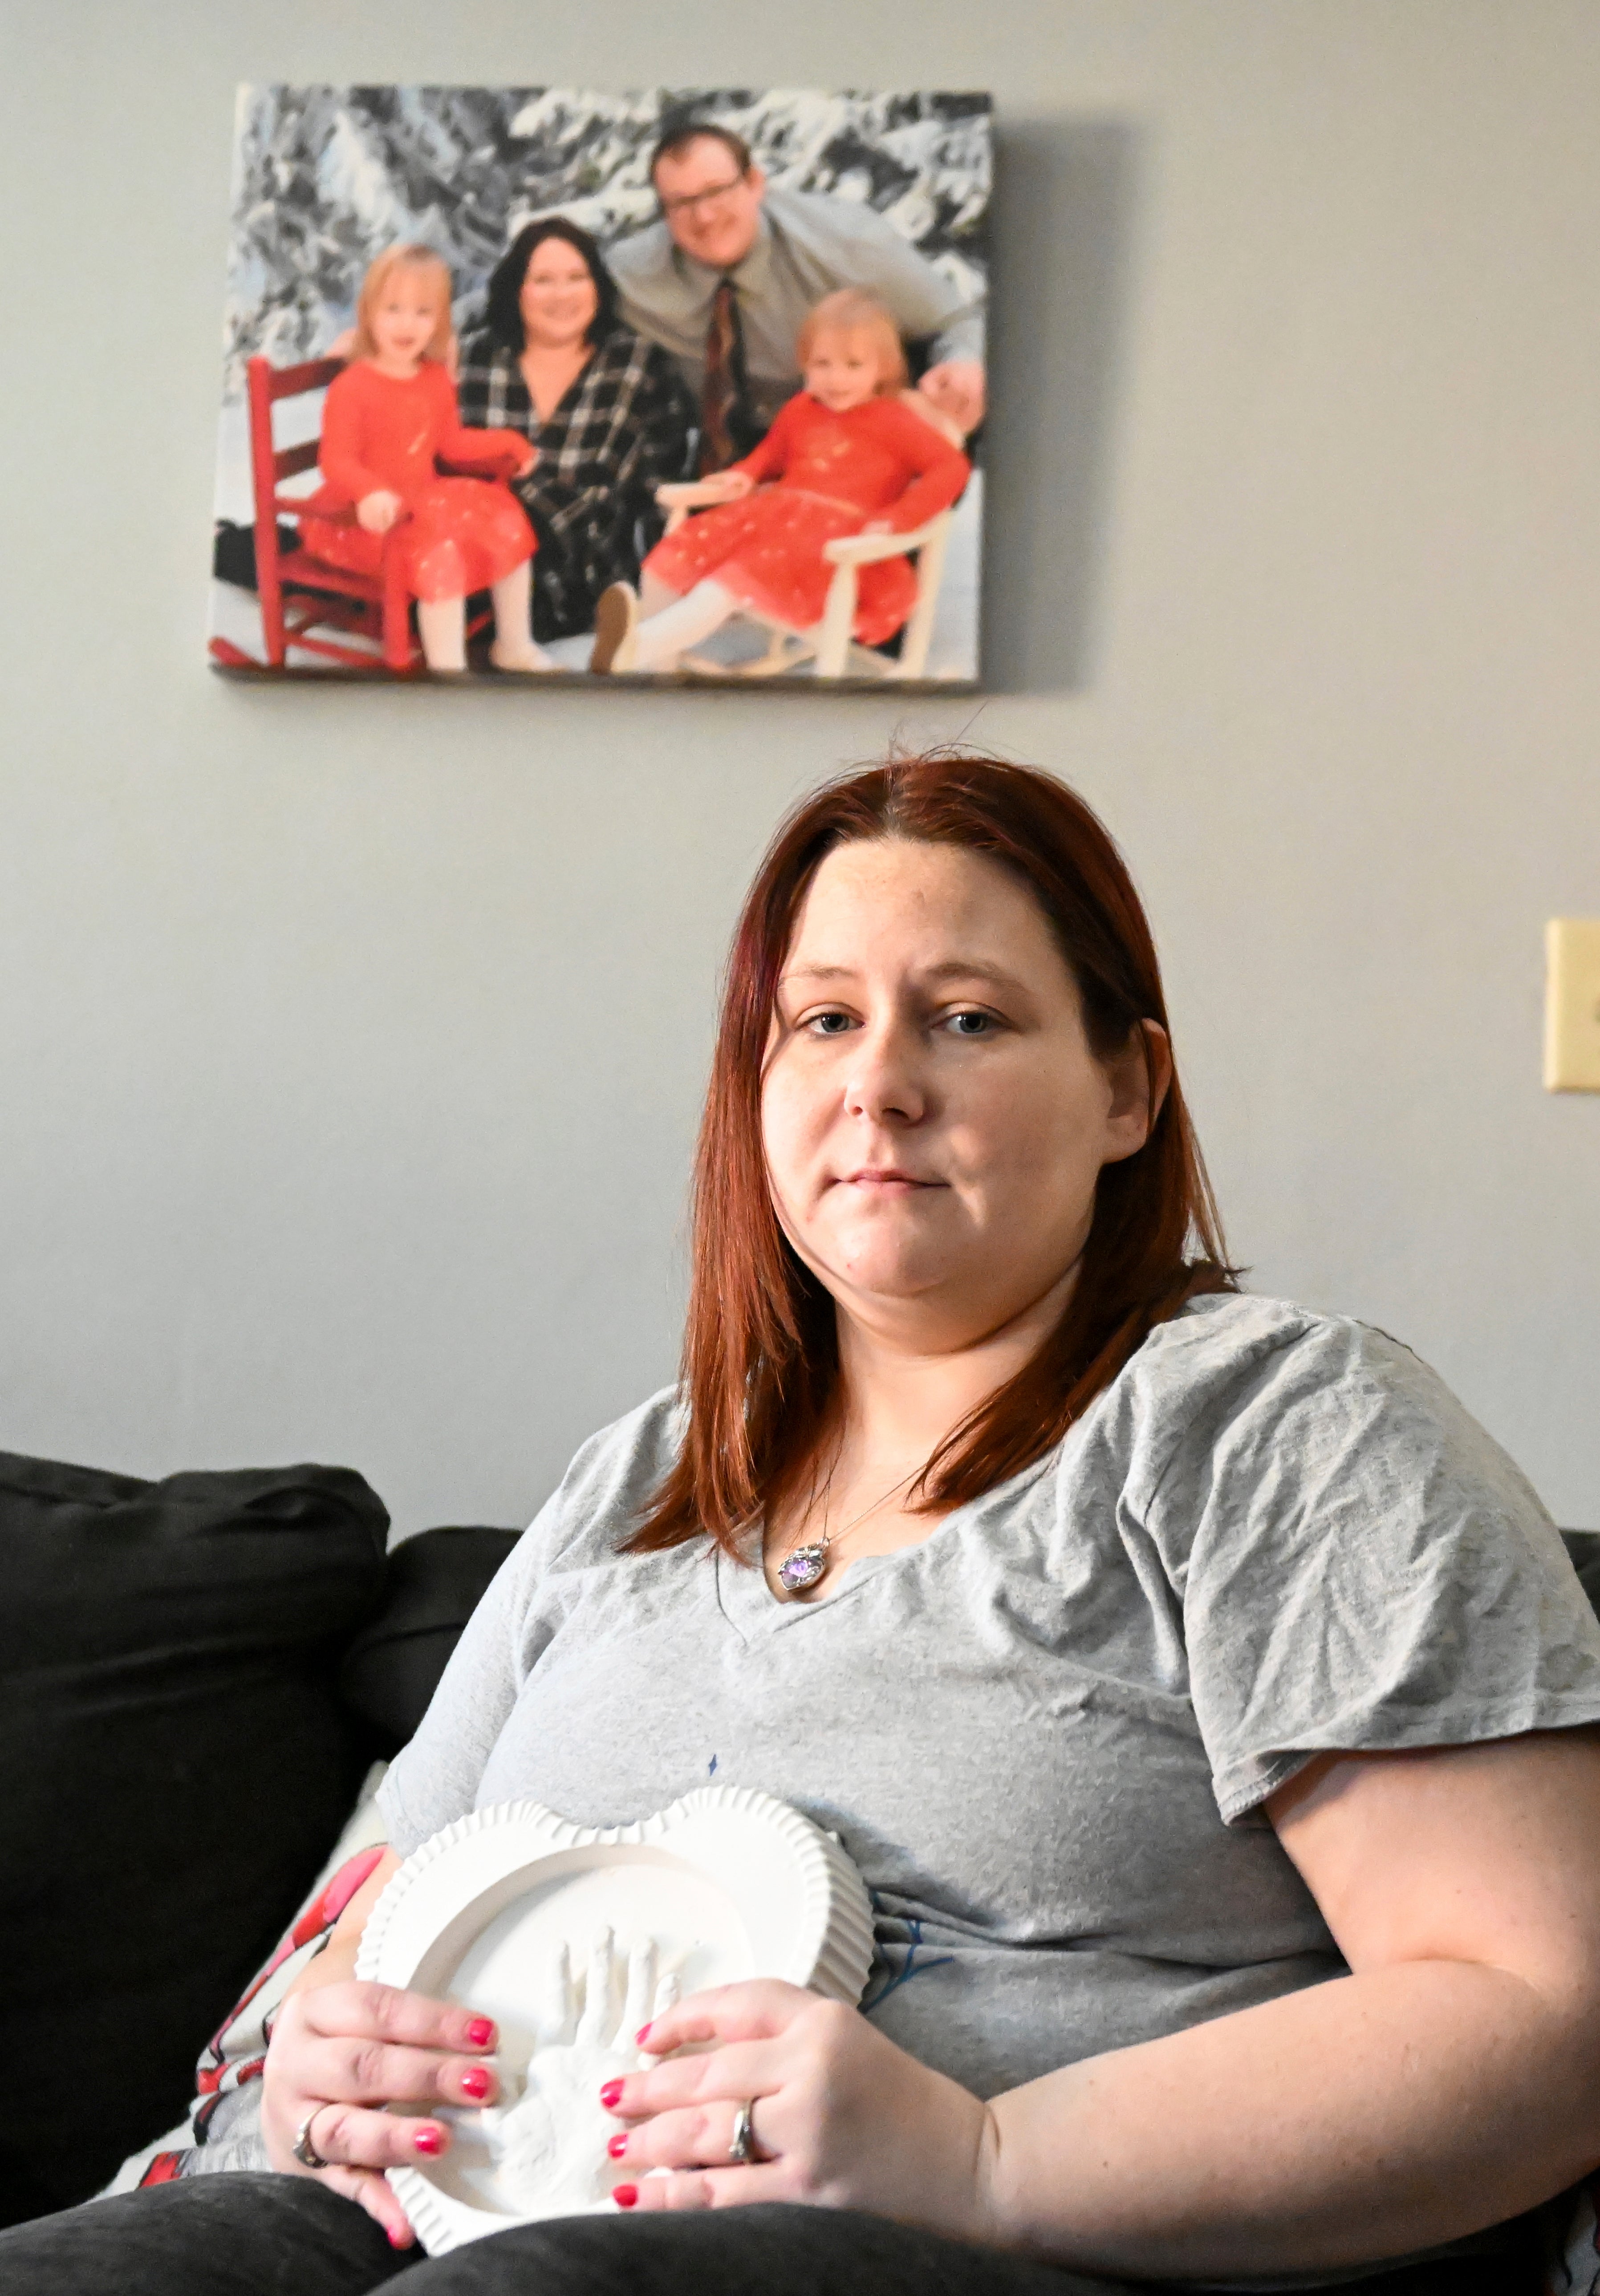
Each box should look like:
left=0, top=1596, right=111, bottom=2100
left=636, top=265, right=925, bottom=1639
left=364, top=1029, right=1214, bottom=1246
left=776, top=1460, right=922, bottom=1593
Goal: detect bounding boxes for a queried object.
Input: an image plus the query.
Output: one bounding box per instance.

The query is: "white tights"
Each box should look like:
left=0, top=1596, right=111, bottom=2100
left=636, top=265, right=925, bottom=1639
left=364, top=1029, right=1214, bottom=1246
left=628, top=579, right=740, bottom=672
left=416, top=559, right=552, bottom=673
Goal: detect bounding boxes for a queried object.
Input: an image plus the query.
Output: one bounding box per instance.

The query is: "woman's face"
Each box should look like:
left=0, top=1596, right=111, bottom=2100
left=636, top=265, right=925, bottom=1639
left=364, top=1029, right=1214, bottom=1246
left=761, top=839, right=1162, bottom=1352
left=519, top=238, right=599, bottom=350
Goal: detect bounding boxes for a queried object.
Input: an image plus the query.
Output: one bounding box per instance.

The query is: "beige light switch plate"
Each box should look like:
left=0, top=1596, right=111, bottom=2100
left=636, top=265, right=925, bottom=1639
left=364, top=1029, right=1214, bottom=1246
left=1545, top=920, right=1600, bottom=1091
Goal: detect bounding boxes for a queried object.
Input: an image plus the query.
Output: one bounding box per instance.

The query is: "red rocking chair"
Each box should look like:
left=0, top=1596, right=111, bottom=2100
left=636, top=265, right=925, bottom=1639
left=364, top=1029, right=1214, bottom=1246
left=208, top=355, right=415, bottom=673
left=215, top=354, right=518, bottom=675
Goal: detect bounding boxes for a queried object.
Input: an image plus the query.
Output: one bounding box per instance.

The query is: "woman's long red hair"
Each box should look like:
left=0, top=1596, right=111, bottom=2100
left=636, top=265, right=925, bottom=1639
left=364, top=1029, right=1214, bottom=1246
left=626, top=750, right=1237, bottom=1558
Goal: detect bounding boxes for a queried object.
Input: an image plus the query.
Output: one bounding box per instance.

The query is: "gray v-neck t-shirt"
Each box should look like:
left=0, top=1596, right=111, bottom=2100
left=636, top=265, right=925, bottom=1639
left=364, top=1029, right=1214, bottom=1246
left=379, top=1291, right=1600, bottom=2118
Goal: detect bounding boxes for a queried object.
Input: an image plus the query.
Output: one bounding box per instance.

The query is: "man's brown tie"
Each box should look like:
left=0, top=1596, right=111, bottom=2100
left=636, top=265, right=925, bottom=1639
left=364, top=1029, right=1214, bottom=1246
left=700, top=275, right=753, bottom=473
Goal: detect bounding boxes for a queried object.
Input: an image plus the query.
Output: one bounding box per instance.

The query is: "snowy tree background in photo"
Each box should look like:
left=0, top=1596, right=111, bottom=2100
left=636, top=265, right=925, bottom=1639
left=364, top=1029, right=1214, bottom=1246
left=222, top=86, right=991, bottom=395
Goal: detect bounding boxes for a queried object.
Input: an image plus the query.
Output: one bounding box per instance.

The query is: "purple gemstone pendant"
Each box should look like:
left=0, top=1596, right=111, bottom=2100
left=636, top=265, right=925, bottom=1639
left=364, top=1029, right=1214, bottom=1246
left=777, top=1542, right=828, bottom=1594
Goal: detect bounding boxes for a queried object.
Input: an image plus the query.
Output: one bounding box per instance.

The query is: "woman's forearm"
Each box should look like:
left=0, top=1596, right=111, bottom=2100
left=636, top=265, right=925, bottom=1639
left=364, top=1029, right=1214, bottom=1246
left=283, top=1848, right=401, bottom=2002
left=983, top=1956, right=1600, bottom=2278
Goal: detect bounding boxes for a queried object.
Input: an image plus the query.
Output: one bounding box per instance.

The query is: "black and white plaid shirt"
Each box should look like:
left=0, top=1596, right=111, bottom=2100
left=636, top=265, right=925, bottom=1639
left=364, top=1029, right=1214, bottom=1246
left=456, top=325, right=697, bottom=641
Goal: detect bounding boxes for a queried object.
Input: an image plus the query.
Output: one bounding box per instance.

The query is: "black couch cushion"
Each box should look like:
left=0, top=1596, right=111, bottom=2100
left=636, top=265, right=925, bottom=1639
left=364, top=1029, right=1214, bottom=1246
left=339, top=1525, right=520, bottom=1750
left=0, top=1453, right=389, bottom=2224
left=1562, top=1532, right=1600, bottom=1614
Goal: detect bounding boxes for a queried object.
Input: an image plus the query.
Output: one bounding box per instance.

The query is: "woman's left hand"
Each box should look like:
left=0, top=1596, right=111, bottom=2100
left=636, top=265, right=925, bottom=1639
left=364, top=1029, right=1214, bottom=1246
left=601, top=1979, right=999, bottom=2240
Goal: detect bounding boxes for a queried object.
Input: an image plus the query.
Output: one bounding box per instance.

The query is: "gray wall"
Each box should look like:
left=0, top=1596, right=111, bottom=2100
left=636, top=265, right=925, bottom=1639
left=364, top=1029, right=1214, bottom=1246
left=2, top=2, right=1596, bottom=1538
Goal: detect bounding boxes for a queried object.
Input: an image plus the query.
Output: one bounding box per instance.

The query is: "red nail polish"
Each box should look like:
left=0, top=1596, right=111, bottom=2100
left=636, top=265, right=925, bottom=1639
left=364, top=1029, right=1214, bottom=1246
left=459, top=2066, right=492, bottom=2101
left=465, top=2016, right=495, bottom=2049
left=413, top=2127, right=442, bottom=2157
left=599, top=2079, right=624, bottom=2110
left=607, top=2133, right=628, bottom=2159
left=635, top=2021, right=652, bottom=2046
left=612, top=2184, right=638, bottom=2209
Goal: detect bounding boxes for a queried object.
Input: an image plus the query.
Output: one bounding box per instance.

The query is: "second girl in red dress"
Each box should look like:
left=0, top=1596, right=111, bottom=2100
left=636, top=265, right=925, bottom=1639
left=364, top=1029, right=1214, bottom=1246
left=590, top=290, right=971, bottom=675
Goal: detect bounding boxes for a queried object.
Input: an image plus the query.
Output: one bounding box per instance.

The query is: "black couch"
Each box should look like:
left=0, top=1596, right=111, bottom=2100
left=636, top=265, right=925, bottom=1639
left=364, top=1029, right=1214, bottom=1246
left=0, top=1450, right=519, bottom=2228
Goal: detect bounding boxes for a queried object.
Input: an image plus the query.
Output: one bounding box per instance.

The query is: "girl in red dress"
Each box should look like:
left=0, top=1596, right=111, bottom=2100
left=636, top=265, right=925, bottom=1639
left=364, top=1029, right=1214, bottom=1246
left=589, top=291, right=971, bottom=674
left=300, top=245, right=552, bottom=673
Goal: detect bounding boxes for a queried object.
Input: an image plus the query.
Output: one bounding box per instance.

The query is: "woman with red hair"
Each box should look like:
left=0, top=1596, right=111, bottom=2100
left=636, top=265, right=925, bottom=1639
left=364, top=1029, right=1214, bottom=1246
left=12, top=754, right=1600, bottom=2295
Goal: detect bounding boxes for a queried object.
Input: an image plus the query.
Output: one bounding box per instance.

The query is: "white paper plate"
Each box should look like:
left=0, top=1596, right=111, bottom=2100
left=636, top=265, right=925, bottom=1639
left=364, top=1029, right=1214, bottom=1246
left=355, top=1786, right=874, bottom=2255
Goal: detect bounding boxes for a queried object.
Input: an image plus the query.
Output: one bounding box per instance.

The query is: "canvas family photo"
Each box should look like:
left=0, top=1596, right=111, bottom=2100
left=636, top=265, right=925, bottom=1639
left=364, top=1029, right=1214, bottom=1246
left=208, top=87, right=991, bottom=687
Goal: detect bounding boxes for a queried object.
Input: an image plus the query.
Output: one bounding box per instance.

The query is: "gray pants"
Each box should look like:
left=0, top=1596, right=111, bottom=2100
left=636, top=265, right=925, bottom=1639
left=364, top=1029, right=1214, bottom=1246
left=0, top=2175, right=1540, bottom=2296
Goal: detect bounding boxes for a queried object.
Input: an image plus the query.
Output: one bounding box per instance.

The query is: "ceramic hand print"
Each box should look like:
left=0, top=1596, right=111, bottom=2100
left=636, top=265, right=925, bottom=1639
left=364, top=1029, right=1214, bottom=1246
left=355, top=1787, right=873, bottom=2253
left=480, top=1932, right=678, bottom=2213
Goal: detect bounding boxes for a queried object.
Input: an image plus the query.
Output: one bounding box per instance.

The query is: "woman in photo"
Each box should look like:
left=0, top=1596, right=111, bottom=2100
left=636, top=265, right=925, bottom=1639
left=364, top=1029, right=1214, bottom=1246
left=455, top=219, right=697, bottom=647
left=10, top=753, right=1600, bottom=2296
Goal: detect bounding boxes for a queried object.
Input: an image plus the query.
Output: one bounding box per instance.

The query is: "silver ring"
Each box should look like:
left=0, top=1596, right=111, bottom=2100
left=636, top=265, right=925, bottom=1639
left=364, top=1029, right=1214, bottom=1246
left=728, top=2097, right=759, bottom=2166
left=292, top=2107, right=334, bottom=2171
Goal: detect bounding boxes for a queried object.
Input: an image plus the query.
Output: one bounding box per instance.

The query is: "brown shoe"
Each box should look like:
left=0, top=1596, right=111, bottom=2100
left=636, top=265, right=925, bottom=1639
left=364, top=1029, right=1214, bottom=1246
left=589, top=583, right=639, bottom=673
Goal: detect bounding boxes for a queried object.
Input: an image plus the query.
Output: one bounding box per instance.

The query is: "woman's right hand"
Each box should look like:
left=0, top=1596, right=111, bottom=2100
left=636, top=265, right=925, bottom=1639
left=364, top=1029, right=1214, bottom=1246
left=356, top=488, right=405, bottom=535
left=262, top=1979, right=502, bottom=2245
left=698, top=467, right=754, bottom=502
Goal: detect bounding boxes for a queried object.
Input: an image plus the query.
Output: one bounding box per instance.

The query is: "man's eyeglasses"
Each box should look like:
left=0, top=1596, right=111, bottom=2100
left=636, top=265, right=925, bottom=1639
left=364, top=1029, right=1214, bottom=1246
left=659, top=174, right=749, bottom=221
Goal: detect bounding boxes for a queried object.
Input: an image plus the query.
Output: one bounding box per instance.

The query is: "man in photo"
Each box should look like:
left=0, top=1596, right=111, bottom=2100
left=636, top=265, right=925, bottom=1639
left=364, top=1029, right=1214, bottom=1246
left=609, top=118, right=986, bottom=468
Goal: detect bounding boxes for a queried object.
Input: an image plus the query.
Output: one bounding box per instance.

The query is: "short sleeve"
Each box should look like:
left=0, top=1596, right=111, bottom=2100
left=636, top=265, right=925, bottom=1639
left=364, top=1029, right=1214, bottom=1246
left=375, top=1387, right=686, bottom=1855
left=375, top=1526, right=532, bottom=1855
left=1149, top=1316, right=1600, bottom=1825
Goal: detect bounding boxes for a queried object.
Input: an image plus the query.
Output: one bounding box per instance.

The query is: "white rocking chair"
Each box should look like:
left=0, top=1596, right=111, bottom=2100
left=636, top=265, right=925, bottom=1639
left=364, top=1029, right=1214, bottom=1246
left=653, top=397, right=965, bottom=681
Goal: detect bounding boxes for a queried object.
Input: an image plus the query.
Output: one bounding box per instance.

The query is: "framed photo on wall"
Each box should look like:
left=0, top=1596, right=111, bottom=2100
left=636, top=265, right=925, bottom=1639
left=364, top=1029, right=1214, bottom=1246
left=208, top=87, right=991, bottom=690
